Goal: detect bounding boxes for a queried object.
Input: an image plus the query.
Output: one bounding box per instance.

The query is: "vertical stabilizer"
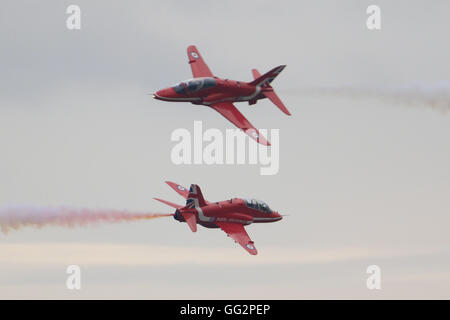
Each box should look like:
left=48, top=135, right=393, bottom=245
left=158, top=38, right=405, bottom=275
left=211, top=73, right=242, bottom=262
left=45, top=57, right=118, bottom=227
left=186, top=184, right=207, bottom=208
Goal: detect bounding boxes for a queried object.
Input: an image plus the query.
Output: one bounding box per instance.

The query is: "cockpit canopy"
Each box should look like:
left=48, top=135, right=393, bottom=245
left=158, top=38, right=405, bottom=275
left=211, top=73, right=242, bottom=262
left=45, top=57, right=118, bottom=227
left=172, top=77, right=216, bottom=94
left=244, top=199, right=272, bottom=213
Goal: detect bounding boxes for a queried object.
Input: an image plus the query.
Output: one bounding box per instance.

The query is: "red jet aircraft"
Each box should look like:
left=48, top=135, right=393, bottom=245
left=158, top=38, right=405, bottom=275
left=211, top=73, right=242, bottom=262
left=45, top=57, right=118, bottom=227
left=154, top=181, right=282, bottom=255
left=153, top=45, right=290, bottom=146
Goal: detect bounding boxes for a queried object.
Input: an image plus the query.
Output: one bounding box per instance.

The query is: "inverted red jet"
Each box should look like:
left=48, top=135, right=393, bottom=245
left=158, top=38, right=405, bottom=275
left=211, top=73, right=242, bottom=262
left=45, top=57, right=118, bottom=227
left=153, top=45, right=291, bottom=146
left=154, top=181, right=282, bottom=255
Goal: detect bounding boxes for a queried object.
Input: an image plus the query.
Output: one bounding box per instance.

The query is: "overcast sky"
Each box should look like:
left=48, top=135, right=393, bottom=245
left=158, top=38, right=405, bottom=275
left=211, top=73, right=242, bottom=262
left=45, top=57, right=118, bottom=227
left=0, top=0, right=449, bottom=299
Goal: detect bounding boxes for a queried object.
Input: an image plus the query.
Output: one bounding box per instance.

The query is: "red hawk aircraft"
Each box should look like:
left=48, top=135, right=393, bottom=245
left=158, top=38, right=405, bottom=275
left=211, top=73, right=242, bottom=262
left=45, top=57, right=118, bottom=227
left=154, top=181, right=283, bottom=255
left=153, top=45, right=290, bottom=146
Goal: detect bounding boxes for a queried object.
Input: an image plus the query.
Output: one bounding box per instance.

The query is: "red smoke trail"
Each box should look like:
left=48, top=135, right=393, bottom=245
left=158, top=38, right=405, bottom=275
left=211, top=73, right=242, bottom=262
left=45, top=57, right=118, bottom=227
left=0, top=205, right=173, bottom=234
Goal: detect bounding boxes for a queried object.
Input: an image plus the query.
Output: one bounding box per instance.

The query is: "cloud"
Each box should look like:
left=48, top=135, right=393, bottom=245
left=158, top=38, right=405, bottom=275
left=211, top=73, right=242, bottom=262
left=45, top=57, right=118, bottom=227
left=0, top=242, right=441, bottom=267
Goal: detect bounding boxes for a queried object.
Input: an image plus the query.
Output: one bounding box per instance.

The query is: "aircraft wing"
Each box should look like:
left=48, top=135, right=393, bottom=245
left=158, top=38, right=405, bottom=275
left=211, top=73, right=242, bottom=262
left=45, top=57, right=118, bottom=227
left=165, top=181, right=189, bottom=199
left=216, top=222, right=258, bottom=255
left=210, top=102, right=270, bottom=146
left=187, top=45, right=213, bottom=78
left=165, top=181, right=211, bottom=205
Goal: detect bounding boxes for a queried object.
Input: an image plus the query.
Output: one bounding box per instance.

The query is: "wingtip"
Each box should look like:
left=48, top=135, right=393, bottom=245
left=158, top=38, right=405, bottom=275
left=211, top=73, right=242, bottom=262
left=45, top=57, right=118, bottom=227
left=245, top=129, right=270, bottom=146
left=259, top=137, right=271, bottom=146
left=245, top=242, right=258, bottom=255
left=187, top=44, right=198, bottom=53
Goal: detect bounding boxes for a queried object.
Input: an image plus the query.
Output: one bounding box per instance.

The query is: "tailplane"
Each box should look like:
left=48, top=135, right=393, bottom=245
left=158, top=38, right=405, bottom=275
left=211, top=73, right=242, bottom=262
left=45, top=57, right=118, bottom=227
left=153, top=197, right=183, bottom=209
left=249, top=65, right=286, bottom=87
left=250, top=66, right=291, bottom=116
left=155, top=181, right=203, bottom=233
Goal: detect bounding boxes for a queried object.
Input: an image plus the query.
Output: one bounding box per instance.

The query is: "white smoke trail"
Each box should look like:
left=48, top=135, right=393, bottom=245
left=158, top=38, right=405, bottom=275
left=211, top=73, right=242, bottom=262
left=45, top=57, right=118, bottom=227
left=0, top=205, right=173, bottom=234
left=284, top=81, right=450, bottom=113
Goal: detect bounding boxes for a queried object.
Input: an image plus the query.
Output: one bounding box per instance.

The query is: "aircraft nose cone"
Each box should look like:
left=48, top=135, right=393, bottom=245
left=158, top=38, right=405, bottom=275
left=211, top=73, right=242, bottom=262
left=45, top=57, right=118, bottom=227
left=154, top=88, right=176, bottom=100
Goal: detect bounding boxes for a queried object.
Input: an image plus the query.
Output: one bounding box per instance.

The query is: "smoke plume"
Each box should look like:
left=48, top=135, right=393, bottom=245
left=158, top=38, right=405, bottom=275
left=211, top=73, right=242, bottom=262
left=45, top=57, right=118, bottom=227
left=287, top=81, right=450, bottom=113
left=0, top=205, right=172, bottom=233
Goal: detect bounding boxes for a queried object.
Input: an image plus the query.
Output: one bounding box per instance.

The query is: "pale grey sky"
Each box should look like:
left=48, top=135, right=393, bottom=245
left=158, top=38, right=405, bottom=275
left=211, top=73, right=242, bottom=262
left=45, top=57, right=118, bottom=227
left=0, top=0, right=449, bottom=299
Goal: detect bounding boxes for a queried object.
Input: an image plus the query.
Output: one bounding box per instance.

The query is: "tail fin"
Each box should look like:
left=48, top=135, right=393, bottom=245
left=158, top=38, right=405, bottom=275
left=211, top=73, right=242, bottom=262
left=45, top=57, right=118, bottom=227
left=250, top=66, right=291, bottom=116
left=249, top=65, right=286, bottom=87
left=185, top=184, right=207, bottom=208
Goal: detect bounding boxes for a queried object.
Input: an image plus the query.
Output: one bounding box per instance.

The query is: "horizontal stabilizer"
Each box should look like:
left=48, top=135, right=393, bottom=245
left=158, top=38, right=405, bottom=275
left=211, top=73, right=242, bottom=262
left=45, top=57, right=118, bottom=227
left=153, top=198, right=183, bottom=209
left=180, top=211, right=197, bottom=232
left=263, top=90, right=291, bottom=115
left=251, top=67, right=291, bottom=115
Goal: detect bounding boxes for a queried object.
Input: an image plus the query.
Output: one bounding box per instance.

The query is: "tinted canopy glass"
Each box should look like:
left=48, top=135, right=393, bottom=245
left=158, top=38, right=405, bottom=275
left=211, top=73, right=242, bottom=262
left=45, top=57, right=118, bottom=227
left=244, top=199, right=272, bottom=213
left=173, top=83, right=186, bottom=94
left=172, top=77, right=216, bottom=94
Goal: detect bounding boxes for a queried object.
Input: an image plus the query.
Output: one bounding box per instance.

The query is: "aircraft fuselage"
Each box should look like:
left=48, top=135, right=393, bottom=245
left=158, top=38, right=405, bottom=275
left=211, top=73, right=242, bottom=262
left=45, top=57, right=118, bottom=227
left=173, top=197, right=282, bottom=229
left=153, top=77, right=267, bottom=106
